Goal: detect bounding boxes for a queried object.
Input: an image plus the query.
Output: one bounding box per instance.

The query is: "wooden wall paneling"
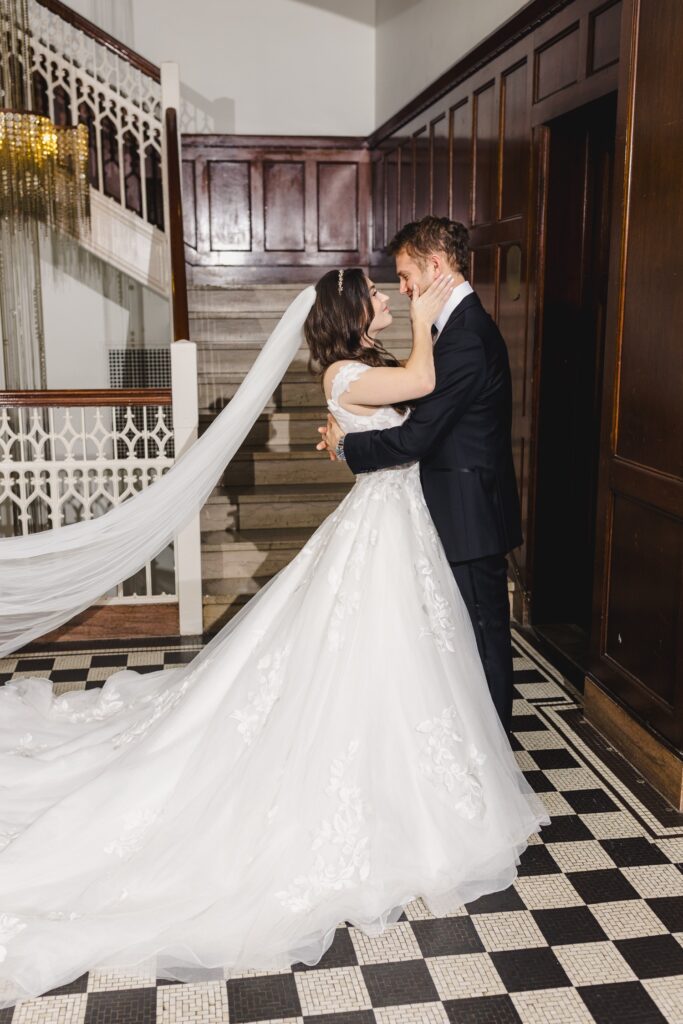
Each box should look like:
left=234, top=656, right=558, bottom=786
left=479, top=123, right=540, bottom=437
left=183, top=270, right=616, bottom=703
left=473, top=82, right=497, bottom=226
left=606, top=494, right=681, bottom=713
left=181, top=159, right=197, bottom=249
left=194, top=155, right=211, bottom=255
left=385, top=147, right=399, bottom=246
left=318, top=162, right=359, bottom=252
left=356, top=154, right=372, bottom=265
left=499, top=240, right=529, bottom=523
left=614, top=39, right=683, bottom=479
left=208, top=159, right=252, bottom=251
left=414, top=128, right=430, bottom=220
left=430, top=112, right=450, bottom=217
left=372, top=154, right=385, bottom=253
left=399, top=142, right=414, bottom=225
left=530, top=2, right=620, bottom=126
left=182, top=139, right=370, bottom=279
left=589, top=0, right=622, bottom=73
left=263, top=160, right=305, bottom=251
left=451, top=100, right=471, bottom=225
left=500, top=60, right=529, bottom=220
left=590, top=0, right=683, bottom=753
left=534, top=21, right=581, bottom=102
left=249, top=156, right=265, bottom=255
left=470, top=245, right=497, bottom=319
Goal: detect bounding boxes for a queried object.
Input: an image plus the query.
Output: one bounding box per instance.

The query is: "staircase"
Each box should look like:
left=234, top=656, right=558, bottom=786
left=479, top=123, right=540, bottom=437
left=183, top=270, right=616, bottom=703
left=191, top=283, right=411, bottom=631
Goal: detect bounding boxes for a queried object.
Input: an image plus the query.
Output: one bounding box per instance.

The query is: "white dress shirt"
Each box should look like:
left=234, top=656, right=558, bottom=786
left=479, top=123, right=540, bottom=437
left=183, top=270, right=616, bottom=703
left=432, top=279, right=474, bottom=341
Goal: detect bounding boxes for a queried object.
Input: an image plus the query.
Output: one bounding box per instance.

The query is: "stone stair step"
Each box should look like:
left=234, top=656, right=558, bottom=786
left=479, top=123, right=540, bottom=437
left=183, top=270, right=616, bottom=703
left=246, top=408, right=326, bottom=446
left=188, top=283, right=405, bottom=316
left=199, top=375, right=325, bottom=413
left=190, top=317, right=412, bottom=347
left=221, top=446, right=351, bottom=487
left=197, top=344, right=311, bottom=375
left=200, top=482, right=351, bottom=531
left=188, top=285, right=309, bottom=315
left=199, top=407, right=325, bottom=446
left=202, top=593, right=253, bottom=630
left=201, top=525, right=313, bottom=579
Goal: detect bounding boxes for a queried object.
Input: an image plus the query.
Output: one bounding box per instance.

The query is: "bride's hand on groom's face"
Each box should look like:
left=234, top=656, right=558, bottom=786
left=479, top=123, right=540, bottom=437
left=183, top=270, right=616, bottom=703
left=316, top=414, right=342, bottom=460
left=409, top=272, right=455, bottom=328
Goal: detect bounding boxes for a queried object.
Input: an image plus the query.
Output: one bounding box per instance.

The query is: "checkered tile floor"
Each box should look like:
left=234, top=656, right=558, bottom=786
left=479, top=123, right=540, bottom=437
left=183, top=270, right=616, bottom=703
left=1, top=629, right=682, bottom=1023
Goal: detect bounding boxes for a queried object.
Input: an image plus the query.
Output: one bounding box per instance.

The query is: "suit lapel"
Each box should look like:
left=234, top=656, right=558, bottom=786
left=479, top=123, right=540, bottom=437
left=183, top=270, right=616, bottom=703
left=434, top=291, right=481, bottom=350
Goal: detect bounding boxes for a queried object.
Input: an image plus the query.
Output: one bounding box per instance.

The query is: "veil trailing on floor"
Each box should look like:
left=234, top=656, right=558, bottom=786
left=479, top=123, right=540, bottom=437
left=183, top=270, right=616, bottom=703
left=0, top=286, right=317, bottom=657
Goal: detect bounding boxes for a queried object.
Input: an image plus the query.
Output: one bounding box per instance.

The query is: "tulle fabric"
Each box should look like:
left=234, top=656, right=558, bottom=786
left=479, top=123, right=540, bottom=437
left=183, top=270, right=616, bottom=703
left=0, top=287, right=317, bottom=657
left=0, top=371, right=549, bottom=1007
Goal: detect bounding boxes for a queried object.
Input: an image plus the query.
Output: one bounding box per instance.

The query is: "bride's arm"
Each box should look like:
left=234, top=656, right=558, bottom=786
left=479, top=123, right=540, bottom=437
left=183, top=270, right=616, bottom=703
left=325, top=274, right=455, bottom=407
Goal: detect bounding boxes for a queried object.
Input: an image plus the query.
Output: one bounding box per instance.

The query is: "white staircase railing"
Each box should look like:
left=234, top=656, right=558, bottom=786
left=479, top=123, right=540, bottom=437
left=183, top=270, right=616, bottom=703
left=0, top=2, right=203, bottom=639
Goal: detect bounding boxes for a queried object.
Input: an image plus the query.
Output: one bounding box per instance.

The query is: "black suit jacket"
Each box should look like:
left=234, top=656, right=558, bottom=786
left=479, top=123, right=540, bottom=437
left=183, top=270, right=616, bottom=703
left=344, top=291, right=523, bottom=563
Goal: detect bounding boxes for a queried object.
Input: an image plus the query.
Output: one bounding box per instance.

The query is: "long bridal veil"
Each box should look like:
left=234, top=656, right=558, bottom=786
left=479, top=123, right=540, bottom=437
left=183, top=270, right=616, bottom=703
left=0, top=286, right=317, bottom=657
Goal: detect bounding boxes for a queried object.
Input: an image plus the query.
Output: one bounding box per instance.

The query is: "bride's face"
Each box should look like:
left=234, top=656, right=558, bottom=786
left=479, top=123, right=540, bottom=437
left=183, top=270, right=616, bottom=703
left=364, top=278, right=392, bottom=345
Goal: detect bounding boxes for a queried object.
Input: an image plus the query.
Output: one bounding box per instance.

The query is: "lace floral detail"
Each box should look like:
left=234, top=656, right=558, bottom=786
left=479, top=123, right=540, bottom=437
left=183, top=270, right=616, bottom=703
left=416, top=706, right=486, bottom=819
left=51, top=684, right=127, bottom=723
left=231, top=645, right=292, bottom=745
left=329, top=361, right=371, bottom=407
left=0, top=913, right=27, bottom=964
left=110, top=658, right=211, bottom=749
left=415, top=556, right=456, bottom=652
left=276, top=740, right=370, bottom=913
left=326, top=519, right=379, bottom=652
left=46, top=909, right=83, bottom=920
left=8, top=732, right=51, bottom=757
left=0, top=828, right=20, bottom=852
left=104, top=807, right=162, bottom=859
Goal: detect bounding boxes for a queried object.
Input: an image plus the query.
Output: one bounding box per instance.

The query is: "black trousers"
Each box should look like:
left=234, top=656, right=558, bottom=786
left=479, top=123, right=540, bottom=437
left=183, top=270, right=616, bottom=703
left=449, top=553, right=513, bottom=736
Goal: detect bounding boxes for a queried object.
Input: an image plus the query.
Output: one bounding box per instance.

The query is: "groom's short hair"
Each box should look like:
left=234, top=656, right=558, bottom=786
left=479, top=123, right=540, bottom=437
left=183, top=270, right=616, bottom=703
left=388, top=216, right=470, bottom=276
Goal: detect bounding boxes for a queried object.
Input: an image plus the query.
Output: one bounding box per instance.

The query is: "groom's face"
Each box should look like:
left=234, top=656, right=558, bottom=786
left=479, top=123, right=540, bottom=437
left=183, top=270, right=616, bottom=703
left=395, top=249, right=438, bottom=300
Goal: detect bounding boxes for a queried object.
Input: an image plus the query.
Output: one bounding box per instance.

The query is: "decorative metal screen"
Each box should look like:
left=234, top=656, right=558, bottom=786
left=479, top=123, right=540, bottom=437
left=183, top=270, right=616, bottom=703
left=108, top=348, right=171, bottom=389
left=0, top=403, right=176, bottom=601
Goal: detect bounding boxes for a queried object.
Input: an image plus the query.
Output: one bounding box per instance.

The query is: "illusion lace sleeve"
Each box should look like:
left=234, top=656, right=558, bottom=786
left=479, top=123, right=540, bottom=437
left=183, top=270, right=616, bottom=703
left=329, top=362, right=371, bottom=407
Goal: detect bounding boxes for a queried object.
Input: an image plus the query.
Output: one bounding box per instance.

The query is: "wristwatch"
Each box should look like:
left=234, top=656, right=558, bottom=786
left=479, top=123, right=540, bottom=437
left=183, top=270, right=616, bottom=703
left=335, top=434, right=347, bottom=462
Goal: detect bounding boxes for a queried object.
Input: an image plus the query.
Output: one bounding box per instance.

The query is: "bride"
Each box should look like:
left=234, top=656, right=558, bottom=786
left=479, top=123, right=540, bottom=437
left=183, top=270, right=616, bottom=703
left=0, top=269, right=548, bottom=1007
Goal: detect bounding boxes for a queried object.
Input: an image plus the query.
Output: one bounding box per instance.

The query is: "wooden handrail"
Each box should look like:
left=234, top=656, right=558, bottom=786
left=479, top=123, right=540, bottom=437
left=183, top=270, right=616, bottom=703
left=165, top=107, right=190, bottom=342
left=0, top=389, right=172, bottom=407
left=34, top=0, right=161, bottom=83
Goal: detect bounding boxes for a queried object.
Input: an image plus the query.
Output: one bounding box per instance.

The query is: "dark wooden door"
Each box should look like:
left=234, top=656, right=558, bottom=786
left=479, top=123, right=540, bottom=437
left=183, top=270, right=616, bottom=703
left=531, top=92, right=617, bottom=650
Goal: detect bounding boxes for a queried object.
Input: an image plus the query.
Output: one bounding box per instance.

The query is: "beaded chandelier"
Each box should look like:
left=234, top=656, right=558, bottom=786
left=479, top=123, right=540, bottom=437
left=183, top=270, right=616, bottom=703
left=0, top=0, right=90, bottom=236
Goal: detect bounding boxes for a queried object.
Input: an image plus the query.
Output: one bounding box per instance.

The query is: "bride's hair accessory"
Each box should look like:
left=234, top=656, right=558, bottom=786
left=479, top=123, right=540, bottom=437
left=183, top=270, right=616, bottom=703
left=337, top=269, right=344, bottom=295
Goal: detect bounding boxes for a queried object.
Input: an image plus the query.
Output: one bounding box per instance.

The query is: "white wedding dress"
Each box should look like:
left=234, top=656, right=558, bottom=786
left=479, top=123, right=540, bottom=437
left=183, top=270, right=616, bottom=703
left=0, top=362, right=548, bottom=1007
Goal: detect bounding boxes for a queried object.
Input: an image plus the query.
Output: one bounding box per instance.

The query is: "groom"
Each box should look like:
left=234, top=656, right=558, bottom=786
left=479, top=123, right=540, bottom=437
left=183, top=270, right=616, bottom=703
left=317, top=217, right=522, bottom=736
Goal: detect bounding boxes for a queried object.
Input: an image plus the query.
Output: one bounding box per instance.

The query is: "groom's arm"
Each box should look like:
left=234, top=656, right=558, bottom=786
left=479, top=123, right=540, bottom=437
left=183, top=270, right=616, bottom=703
left=344, top=330, right=486, bottom=474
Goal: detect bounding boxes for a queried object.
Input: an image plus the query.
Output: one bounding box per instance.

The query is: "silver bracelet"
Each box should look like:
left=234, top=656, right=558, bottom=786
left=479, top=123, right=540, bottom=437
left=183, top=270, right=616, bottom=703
left=335, top=435, right=347, bottom=462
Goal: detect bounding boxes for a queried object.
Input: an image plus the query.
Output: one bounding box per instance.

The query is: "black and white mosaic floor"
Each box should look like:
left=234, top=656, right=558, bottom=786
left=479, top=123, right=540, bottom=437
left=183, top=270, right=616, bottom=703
left=1, top=629, right=682, bottom=1024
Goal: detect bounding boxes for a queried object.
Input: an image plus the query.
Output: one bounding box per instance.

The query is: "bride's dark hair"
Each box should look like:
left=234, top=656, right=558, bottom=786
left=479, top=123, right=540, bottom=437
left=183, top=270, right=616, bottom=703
left=304, top=268, right=407, bottom=411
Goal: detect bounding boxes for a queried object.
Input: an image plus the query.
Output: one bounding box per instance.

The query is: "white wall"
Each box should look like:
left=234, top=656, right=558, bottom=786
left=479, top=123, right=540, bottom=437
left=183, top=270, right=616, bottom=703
left=39, top=232, right=170, bottom=390
left=375, top=0, right=528, bottom=126
left=66, top=0, right=377, bottom=136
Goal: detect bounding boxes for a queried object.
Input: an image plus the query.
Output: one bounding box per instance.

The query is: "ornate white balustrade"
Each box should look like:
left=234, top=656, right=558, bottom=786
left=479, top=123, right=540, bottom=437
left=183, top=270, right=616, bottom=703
left=0, top=396, right=177, bottom=603
left=29, top=0, right=164, bottom=231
